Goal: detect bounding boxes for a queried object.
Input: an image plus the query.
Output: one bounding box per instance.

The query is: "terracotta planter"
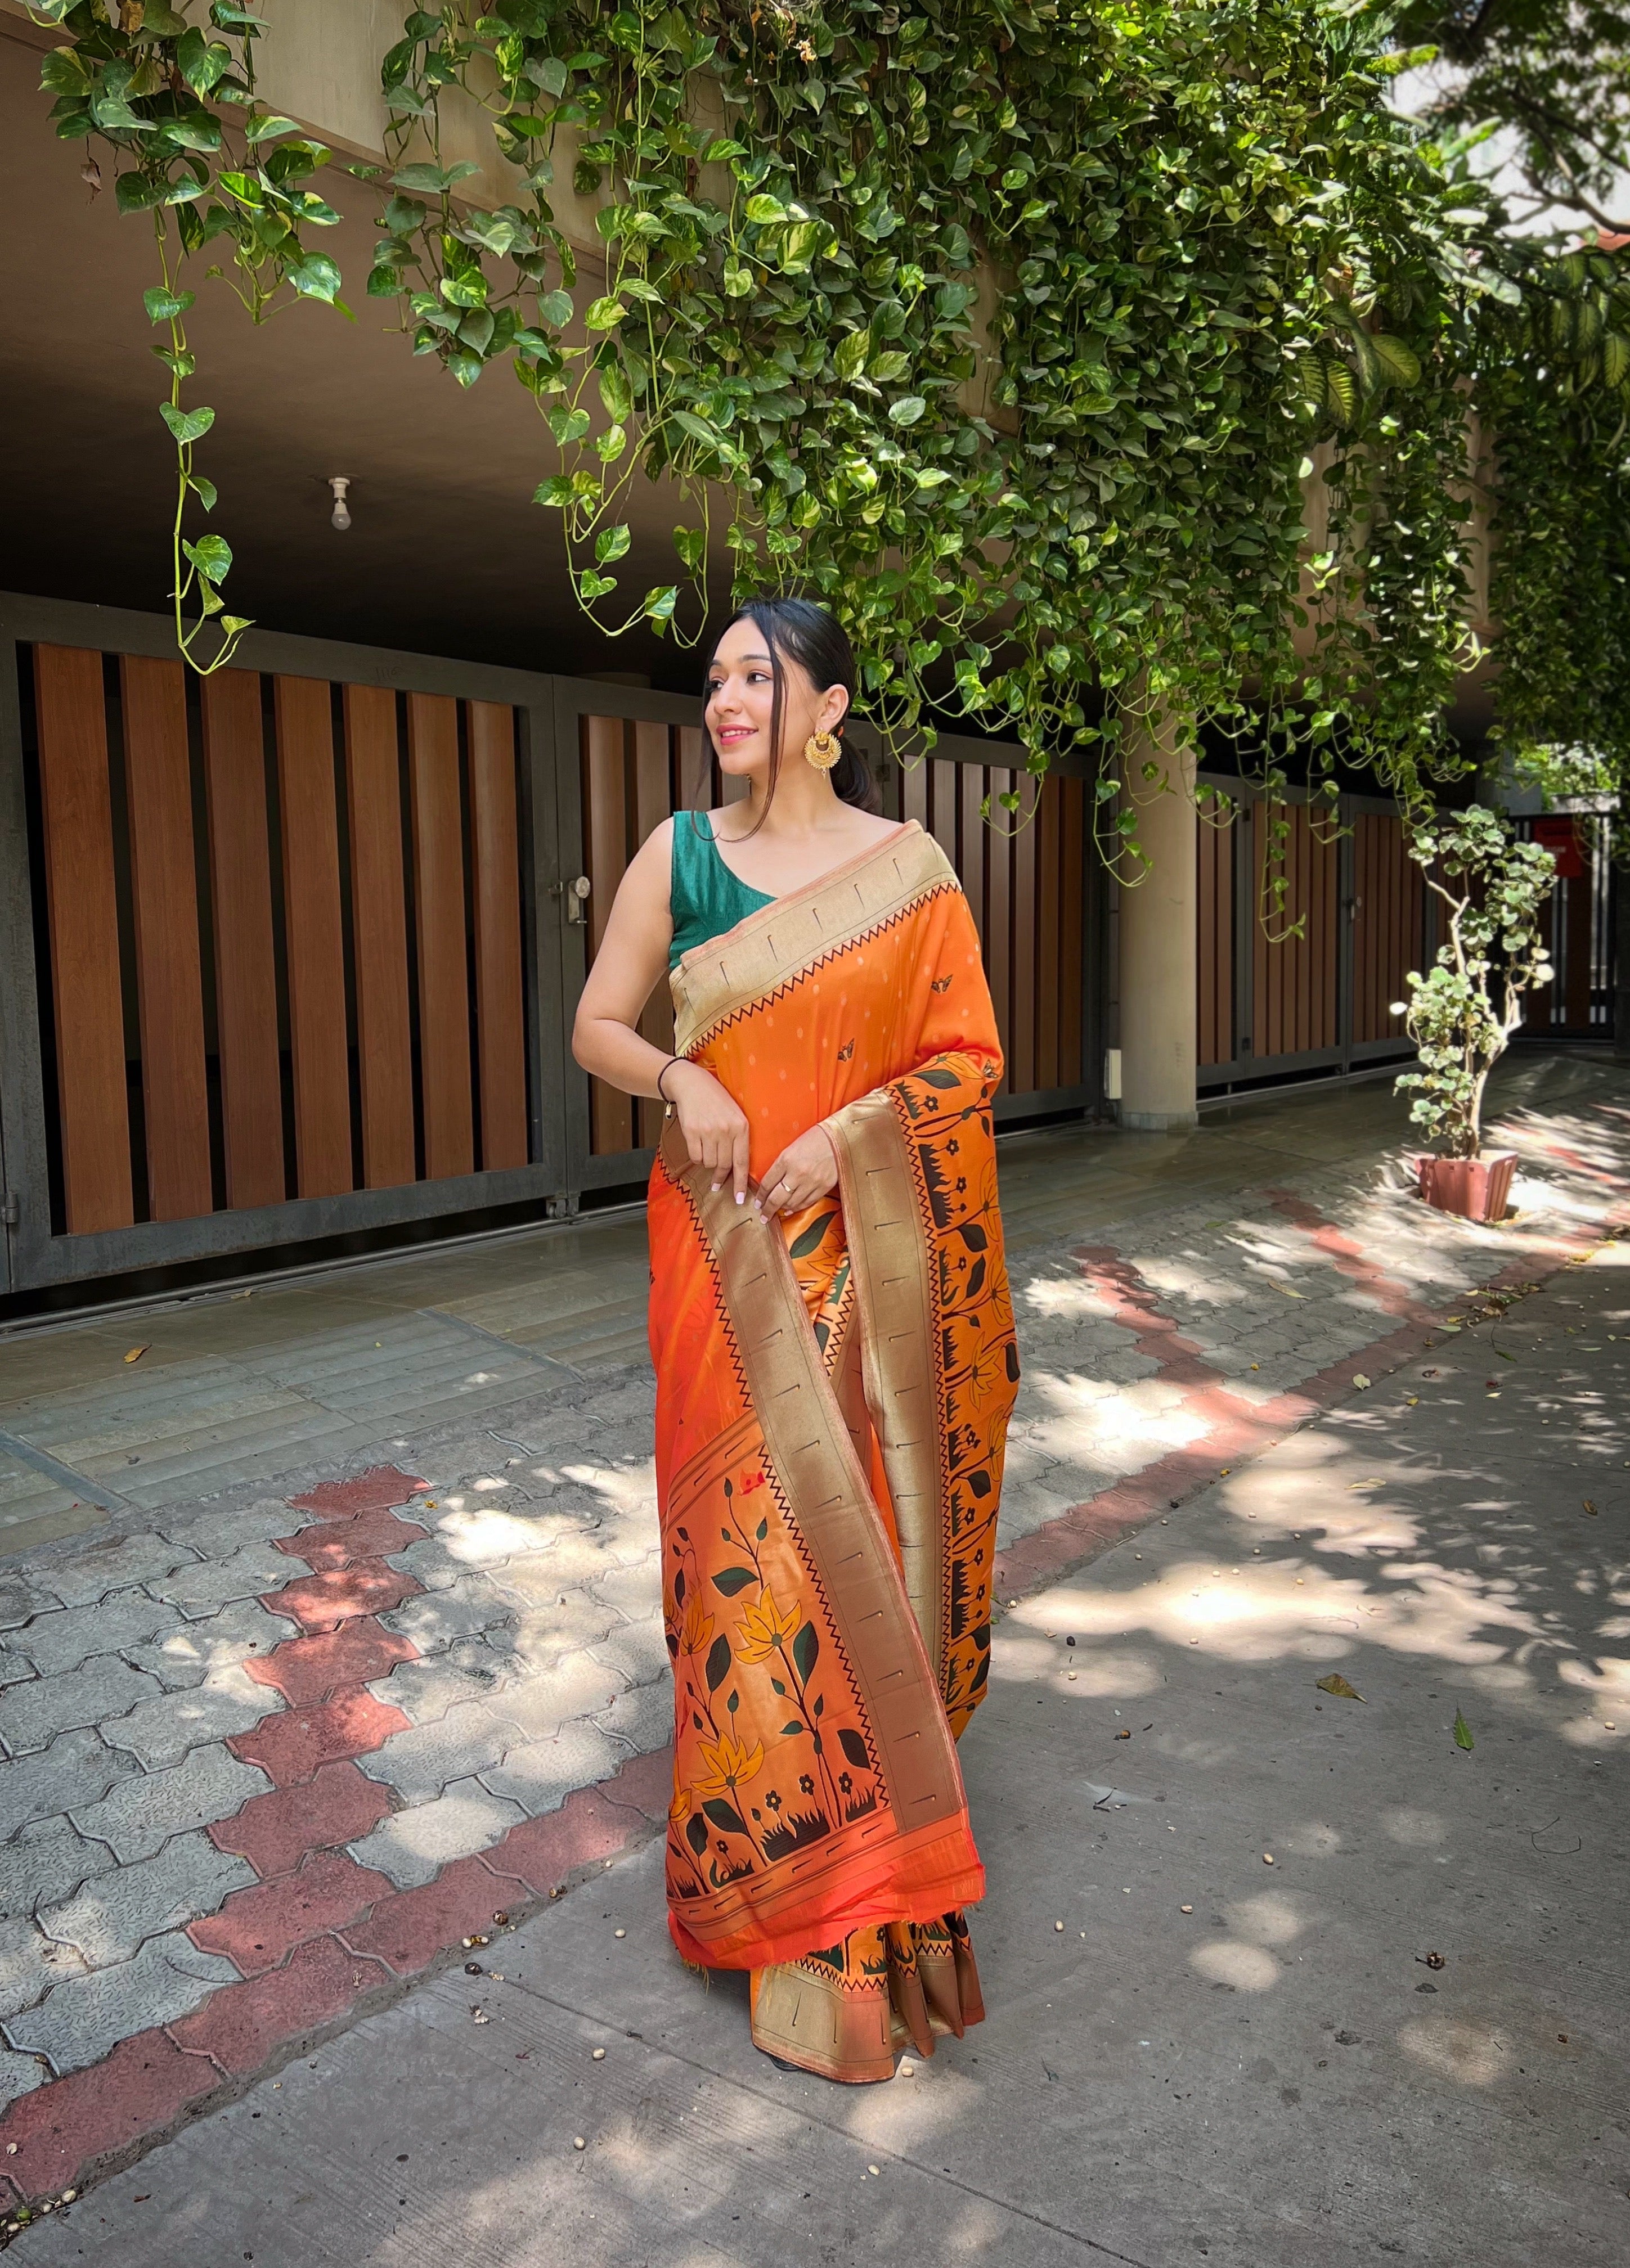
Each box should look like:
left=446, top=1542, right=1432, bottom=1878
left=1416, top=1151, right=1516, bottom=1223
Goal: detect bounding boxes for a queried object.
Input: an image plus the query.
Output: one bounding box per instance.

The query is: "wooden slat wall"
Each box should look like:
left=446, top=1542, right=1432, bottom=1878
left=32, top=646, right=133, bottom=1233
left=275, top=675, right=353, bottom=1200
left=201, top=670, right=284, bottom=1209
left=1196, top=811, right=1234, bottom=1069
left=1350, top=812, right=1422, bottom=1046
left=468, top=700, right=529, bottom=1171
left=119, top=655, right=213, bottom=1222
left=408, top=693, right=475, bottom=1182
left=344, top=683, right=415, bottom=1190
left=1250, top=800, right=1339, bottom=1059
left=582, top=716, right=634, bottom=1156
left=577, top=724, right=1089, bottom=1156
left=26, top=647, right=532, bottom=1239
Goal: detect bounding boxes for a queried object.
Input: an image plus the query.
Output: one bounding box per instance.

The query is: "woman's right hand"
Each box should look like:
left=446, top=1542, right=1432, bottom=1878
left=667, top=1061, right=752, bottom=1203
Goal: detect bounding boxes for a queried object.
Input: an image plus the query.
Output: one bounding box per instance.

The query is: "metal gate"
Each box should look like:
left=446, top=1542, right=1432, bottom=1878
left=1513, top=812, right=1616, bottom=1042
left=0, top=592, right=1101, bottom=1300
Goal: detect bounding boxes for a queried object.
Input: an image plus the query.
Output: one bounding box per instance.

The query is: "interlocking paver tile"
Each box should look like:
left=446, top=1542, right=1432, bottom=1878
left=0, top=1574, right=58, bottom=1634
left=365, top=1639, right=514, bottom=1728
left=0, top=1914, right=88, bottom=2020
left=10, top=1590, right=184, bottom=1679
left=0, top=1818, right=116, bottom=1922
left=228, top=1689, right=407, bottom=1786
left=103, top=1667, right=280, bottom=1771
left=158, top=1500, right=316, bottom=1559
left=0, top=1653, right=33, bottom=1688
left=275, top=1510, right=426, bottom=1572
left=241, top=1619, right=415, bottom=1708
left=479, top=1724, right=622, bottom=1817
left=586, top=1619, right=668, bottom=1690
left=2, top=1929, right=239, bottom=2077
left=35, top=1533, right=201, bottom=1609
left=70, top=1745, right=270, bottom=1865
left=147, top=1542, right=300, bottom=1619
left=379, top=1534, right=466, bottom=1593
left=209, top=1760, right=393, bottom=1879
left=355, top=1702, right=515, bottom=1807
left=0, top=2046, right=46, bottom=2104
left=187, top=1850, right=392, bottom=1976
left=587, top=1556, right=663, bottom=1622
left=267, top=1562, right=421, bottom=1634
left=379, top=1572, right=515, bottom=1656
left=596, top=1680, right=673, bottom=1756
left=346, top=1778, right=526, bottom=1889
left=39, top=1832, right=255, bottom=1967
left=495, top=1574, right=621, bottom=1658
left=123, top=1597, right=297, bottom=1690
left=0, top=1729, right=137, bottom=1844
left=484, top=1649, right=621, bottom=1744
left=0, top=1656, right=163, bottom=1757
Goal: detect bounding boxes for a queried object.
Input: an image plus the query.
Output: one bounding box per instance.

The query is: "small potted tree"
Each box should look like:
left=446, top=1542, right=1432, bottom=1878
left=1391, top=807, right=1557, bottom=1221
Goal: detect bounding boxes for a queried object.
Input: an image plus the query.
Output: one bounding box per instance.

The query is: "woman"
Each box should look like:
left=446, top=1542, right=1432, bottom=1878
left=573, top=598, right=1019, bottom=2083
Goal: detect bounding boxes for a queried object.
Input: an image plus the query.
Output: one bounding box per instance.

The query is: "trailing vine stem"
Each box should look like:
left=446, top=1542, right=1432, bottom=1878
left=30, top=0, right=355, bottom=673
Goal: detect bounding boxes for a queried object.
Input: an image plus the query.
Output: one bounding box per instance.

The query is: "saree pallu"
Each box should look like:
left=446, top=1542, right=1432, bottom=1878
left=647, top=821, right=1020, bottom=2080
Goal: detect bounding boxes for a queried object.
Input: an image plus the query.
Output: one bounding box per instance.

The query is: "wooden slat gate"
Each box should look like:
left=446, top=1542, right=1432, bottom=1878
left=556, top=695, right=1099, bottom=1199
left=1196, top=781, right=1428, bottom=1089
left=0, top=594, right=1101, bottom=1299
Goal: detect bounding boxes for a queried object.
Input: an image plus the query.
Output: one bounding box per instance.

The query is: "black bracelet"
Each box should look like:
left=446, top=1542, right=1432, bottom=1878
left=656, top=1055, right=682, bottom=1105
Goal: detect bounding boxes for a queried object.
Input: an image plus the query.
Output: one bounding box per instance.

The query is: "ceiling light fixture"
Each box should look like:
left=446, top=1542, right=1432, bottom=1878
left=329, top=475, right=352, bottom=532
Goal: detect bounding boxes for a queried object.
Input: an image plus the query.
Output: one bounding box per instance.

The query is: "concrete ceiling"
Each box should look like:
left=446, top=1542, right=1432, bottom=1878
left=0, top=28, right=708, bottom=685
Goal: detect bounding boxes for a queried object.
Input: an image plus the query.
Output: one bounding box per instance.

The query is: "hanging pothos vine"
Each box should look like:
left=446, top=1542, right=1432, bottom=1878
left=29, top=0, right=356, bottom=672
left=26, top=0, right=1630, bottom=878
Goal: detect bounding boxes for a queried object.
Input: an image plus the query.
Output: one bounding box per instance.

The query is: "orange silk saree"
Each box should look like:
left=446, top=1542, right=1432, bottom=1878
left=647, top=821, right=1020, bottom=2082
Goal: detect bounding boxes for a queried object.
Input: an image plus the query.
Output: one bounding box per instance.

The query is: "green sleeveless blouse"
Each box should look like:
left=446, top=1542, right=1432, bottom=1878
left=668, top=811, right=775, bottom=968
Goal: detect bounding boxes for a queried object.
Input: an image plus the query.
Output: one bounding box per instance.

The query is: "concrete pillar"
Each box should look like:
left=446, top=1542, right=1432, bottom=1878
left=1117, top=710, right=1198, bottom=1131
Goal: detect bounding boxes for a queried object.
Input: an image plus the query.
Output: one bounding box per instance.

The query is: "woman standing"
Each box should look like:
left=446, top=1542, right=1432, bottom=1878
left=573, top=598, right=1018, bottom=2083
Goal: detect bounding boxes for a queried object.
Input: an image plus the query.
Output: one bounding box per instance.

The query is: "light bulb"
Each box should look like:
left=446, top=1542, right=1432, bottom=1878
left=329, top=475, right=352, bottom=532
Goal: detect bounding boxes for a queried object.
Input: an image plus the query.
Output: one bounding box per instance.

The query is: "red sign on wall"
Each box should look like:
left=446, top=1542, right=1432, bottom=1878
left=1531, top=817, right=1584, bottom=881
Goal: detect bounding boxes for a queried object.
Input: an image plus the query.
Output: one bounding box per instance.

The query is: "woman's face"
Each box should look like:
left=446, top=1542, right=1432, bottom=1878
left=704, top=617, right=846, bottom=782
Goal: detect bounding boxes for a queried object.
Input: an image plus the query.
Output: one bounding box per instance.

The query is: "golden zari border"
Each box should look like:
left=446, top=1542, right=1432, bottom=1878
left=659, top=1115, right=968, bottom=1950
left=822, top=1091, right=946, bottom=1685
left=670, top=821, right=956, bottom=1058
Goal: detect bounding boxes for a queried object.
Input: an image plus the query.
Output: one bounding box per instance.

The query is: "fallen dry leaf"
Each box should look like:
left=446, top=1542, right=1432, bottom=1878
left=1317, top=1673, right=1366, bottom=1702
left=1351, top=1374, right=1372, bottom=1390
left=123, top=1346, right=149, bottom=1365
left=1583, top=1499, right=1598, bottom=1516
left=1272, top=1282, right=1306, bottom=1298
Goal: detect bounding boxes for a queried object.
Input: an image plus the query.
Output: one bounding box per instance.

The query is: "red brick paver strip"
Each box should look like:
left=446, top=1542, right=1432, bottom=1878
left=275, top=1509, right=428, bottom=1570
left=241, top=1618, right=416, bottom=1707
left=169, top=1936, right=393, bottom=2077
left=208, top=1761, right=396, bottom=1880
left=227, top=1688, right=410, bottom=1787
left=263, top=1562, right=423, bottom=1633
left=188, top=1852, right=395, bottom=1976
left=287, top=1467, right=432, bottom=1521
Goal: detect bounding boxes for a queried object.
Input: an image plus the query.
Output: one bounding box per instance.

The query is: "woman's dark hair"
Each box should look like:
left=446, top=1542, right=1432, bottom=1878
left=702, top=596, right=881, bottom=825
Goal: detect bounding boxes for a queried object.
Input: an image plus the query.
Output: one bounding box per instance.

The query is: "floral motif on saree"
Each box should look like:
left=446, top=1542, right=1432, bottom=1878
left=646, top=822, right=1018, bottom=2075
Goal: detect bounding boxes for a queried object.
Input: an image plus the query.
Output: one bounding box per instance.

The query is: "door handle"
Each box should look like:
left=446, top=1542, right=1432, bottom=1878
left=553, top=875, right=591, bottom=924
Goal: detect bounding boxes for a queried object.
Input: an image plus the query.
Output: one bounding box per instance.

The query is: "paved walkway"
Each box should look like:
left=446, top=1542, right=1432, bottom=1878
left=0, top=1051, right=1623, bottom=2253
